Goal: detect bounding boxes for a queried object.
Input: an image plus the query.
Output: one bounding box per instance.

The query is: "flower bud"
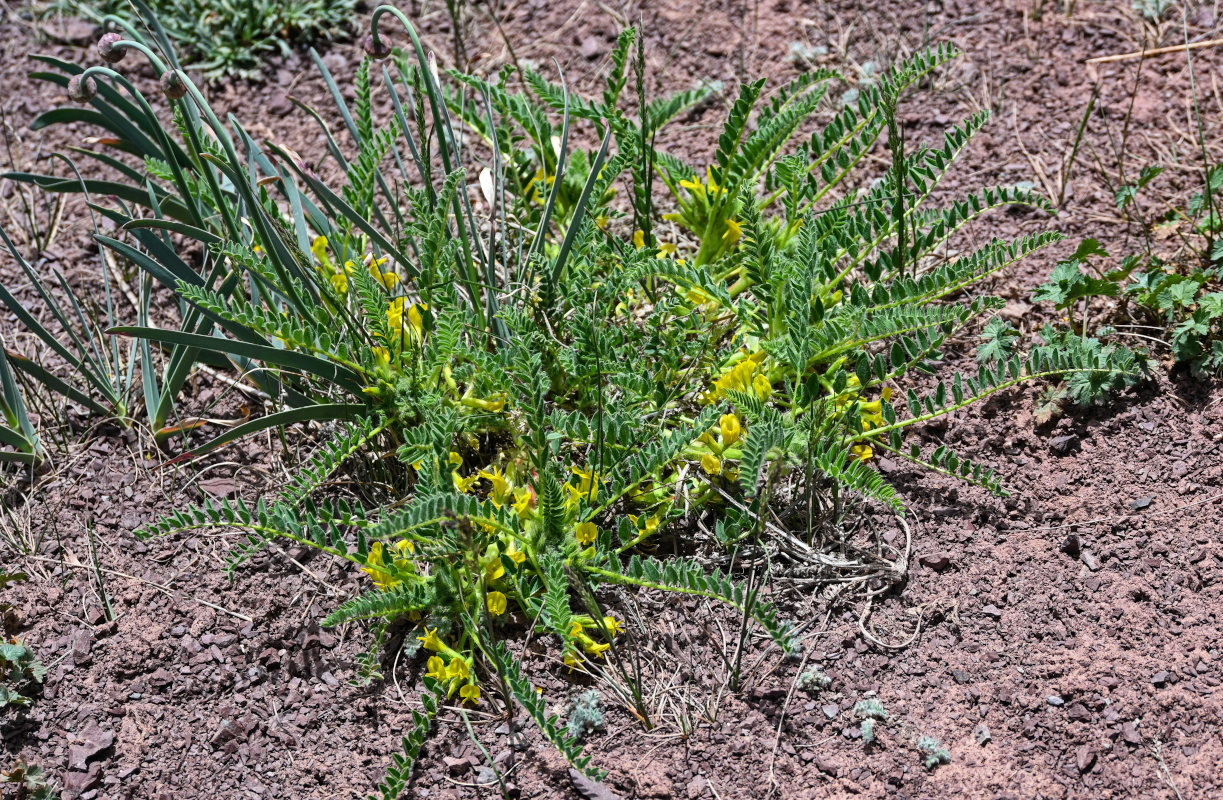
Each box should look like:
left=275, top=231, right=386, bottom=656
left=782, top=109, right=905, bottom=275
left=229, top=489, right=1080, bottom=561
left=160, top=69, right=187, bottom=100
left=363, top=34, right=392, bottom=61
left=97, top=32, right=127, bottom=64
left=67, top=73, right=97, bottom=103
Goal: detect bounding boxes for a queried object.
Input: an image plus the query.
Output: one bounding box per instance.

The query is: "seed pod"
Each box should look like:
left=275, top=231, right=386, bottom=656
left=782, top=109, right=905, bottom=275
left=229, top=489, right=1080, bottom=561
left=160, top=69, right=188, bottom=100
left=97, top=32, right=127, bottom=64
left=67, top=73, right=98, bottom=103
left=363, top=34, right=392, bottom=61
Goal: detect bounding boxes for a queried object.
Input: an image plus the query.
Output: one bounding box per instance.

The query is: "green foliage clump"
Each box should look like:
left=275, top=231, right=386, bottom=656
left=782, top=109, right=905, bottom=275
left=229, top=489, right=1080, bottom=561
left=0, top=640, right=46, bottom=709
left=1, top=2, right=1143, bottom=790
left=0, top=762, right=58, bottom=800
left=917, top=735, right=951, bottom=770
left=797, top=667, right=832, bottom=693
left=60, top=0, right=357, bottom=79
left=1123, top=164, right=1223, bottom=372
left=566, top=690, right=605, bottom=740
left=853, top=698, right=887, bottom=745
left=1036, top=158, right=1223, bottom=378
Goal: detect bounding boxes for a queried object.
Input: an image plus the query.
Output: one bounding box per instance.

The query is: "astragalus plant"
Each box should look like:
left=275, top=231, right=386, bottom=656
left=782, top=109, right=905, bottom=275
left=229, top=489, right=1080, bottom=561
left=13, top=4, right=1137, bottom=791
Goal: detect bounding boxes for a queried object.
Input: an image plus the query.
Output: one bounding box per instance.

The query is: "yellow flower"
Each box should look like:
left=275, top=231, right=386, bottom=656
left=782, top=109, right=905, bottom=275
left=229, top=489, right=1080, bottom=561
left=368, top=254, right=399, bottom=290
left=858, top=387, right=893, bottom=430
left=679, top=168, right=724, bottom=199
left=448, top=451, right=464, bottom=467
left=447, top=657, right=470, bottom=681
left=657, top=242, right=677, bottom=259
left=329, top=269, right=349, bottom=294
left=387, top=300, right=427, bottom=340
left=706, top=351, right=767, bottom=403
left=526, top=167, right=554, bottom=204
left=387, top=297, right=404, bottom=331
left=425, top=655, right=447, bottom=680
left=361, top=541, right=396, bottom=589
left=701, top=453, right=722, bottom=475
left=512, top=487, right=535, bottom=519
left=407, top=302, right=425, bottom=335
left=722, top=218, right=743, bottom=246
left=602, top=616, right=623, bottom=637
left=392, top=539, right=414, bottom=565
left=459, top=683, right=481, bottom=705
left=478, top=465, right=511, bottom=508
left=506, top=542, right=527, bottom=565
left=720, top=413, right=742, bottom=448
left=564, top=651, right=584, bottom=670
left=453, top=470, right=478, bottom=494
left=633, top=229, right=645, bottom=250
left=487, top=591, right=508, bottom=616
left=310, top=234, right=329, bottom=264
left=851, top=444, right=874, bottom=461
left=371, top=345, right=390, bottom=366
left=485, top=555, right=506, bottom=582
left=585, top=641, right=610, bottom=658
left=417, top=627, right=443, bottom=651
left=753, top=373, right=772, bottom=400
left=568, top=620, right=584, bottom=638
left=575, top=521, right=598, bottom=545
left=566, top=465, right=600, bottom=504
left=629, top=514, right=662, bottom=536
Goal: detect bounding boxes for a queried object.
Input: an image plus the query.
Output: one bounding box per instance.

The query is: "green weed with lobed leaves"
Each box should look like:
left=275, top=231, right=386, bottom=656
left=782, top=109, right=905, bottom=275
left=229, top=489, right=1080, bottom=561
left=0, top=2, right=1141, bottom=791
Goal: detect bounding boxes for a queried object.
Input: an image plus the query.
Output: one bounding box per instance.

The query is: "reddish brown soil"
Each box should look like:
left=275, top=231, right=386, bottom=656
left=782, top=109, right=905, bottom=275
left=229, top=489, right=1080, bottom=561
left=2, top=1, right=1222, bottom=799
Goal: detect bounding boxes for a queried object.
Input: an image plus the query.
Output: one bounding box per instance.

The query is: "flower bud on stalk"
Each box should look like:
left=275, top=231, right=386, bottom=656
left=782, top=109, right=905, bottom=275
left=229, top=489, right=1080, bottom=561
left=363, top=34, right=392, bottom=60
left=67, top=73, right=98, bottom=103
left=160, top=69, right=188, bottom=100
left=97, top=32, right=127, bottom=64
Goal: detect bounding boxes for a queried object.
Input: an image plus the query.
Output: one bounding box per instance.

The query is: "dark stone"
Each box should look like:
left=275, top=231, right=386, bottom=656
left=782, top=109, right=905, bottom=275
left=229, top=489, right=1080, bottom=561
left=1049, top=434, right=1080, bottom=455
left=919, top=553, right=952, bottom=572
left=67, top=723, right=113, bottom=770
left=1076, top=745, right=1097, bottom=774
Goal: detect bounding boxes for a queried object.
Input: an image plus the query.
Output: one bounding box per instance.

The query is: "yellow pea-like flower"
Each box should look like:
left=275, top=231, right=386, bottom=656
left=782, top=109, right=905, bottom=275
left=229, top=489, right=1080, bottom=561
left=447, top=657, right=470, bottom=681
left=720, top=413, right=742, bottom=448
left=722, top=218, right=743, bottom=246
left=487, top=591, right=508, bottom=616
left=575, top=521, right=598, bottom=545
left=753, top=373, right=772, bottom=400
left=478, top=465, right=511, bottom=508
left=417, top=627, right=443, bottom=651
